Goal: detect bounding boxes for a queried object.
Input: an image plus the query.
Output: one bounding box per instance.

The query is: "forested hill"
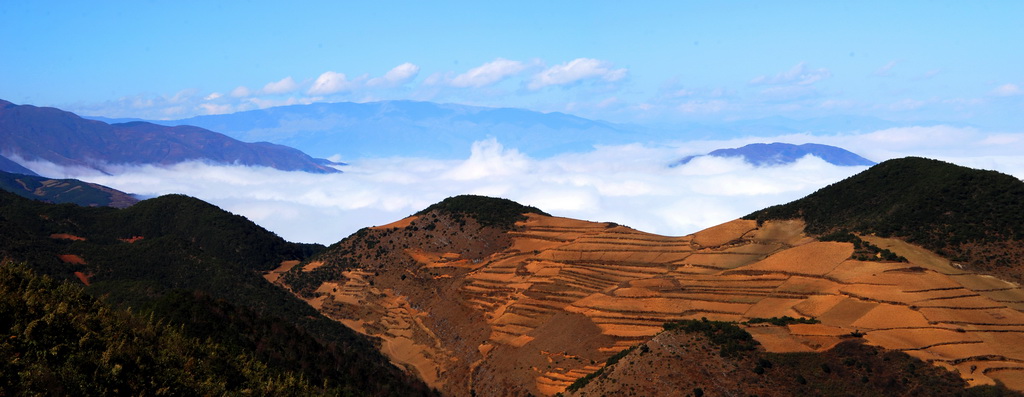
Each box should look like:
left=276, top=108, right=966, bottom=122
left=0, top=263, right=337, bottom=395
left=414, top=194, right=550, bottom=229
left=0, top=170, right=138, bottom=208
left=746, top=157, right=1024, bottom=281
left=0, top=190, right=435, bottom=395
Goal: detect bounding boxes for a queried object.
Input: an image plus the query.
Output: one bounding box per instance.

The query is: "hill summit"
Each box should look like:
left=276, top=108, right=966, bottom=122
left=746, top=156, right=1024, bottom=282
left=415, top=194, right=550, bottom=228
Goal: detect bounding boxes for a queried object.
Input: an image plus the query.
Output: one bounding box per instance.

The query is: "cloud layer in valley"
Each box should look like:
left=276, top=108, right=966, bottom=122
left=20, top=126, right=1023, bottom=246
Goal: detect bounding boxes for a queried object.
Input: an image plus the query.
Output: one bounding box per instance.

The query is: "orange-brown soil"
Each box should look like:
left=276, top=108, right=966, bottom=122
left=73, top=271, right=92, bottom=286
left=262, top=260, right=301, bottom=283
left=276, top=214, right=1024, bottom=395
left=371, top=215, right=419, bottom=230
left=50, top=233, right=86, bottom=241
left=118, top=235, right=145, bottom=243
left=58, top=254, right=86, bottom=265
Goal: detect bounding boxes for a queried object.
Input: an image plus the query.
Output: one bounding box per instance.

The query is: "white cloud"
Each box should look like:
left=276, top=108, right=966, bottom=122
left=230, top=86, right=252, bottom=98
left=24, top=125, right=1023, bottom=246
left=992, top=83, right=1022, bottom=97
left=244, top=96, right=317, bottom=110
left=261, top=76, right=299, bottom=95
left=757, top=85, right=819, bottom=102
left=528, top=58, right=627, bottom=90
left=819, top=99, right=855, bottom=109
left=29, top=138, right=860, bottom=245
left=308, top=71, right=356, bottom=95
left=442, top=138, right=530, bottom=180
left=750, top=62, right=831, bottom=86
left=888, top=98, right=927, bottom=111
left=450, top=58, right=526, bottom=88
left=874, top=60, right=899, bottom=76
left=204, top=92, right=223, bottom=101
left=677, top=100, right=727, bottom=114
left=367, top=62, right=420, bottom=87
left=169, top=89, right=197, bottom=104
left=198, top=103, right=233, bottom=115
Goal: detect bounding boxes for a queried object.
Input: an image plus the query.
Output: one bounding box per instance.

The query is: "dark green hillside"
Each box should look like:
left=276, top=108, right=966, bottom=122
left=415, top=194, right=550, bottom=229
left=0, top=263, right=328, bottom=395
left=0, top=190, right=435, bottom=395
left=745, top=157, right=1024, bottom=280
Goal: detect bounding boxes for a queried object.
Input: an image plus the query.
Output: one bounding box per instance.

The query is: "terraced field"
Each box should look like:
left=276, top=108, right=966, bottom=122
left=276, top=213, right=1024, bottom=396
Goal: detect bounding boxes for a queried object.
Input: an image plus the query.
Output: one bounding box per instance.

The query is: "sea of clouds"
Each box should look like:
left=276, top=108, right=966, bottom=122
left=24, top=126, right=1024, bottom=245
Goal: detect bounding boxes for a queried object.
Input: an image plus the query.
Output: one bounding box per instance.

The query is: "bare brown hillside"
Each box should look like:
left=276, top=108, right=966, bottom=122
left=272, top=206, right=1024, bottom=396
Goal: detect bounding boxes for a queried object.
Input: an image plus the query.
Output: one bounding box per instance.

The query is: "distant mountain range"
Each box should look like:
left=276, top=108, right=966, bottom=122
left=0, top=99, right=339, bottom=175
left=675, top=142, right=876, bottom=167
left=90, top=100, right=948, bottom=161
left=103, top=100, right=641, bottom=159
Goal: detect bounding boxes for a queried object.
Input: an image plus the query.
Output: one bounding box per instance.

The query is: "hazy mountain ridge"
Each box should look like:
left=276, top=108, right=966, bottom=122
left=675, top=142, right=876, bottom=167
left=147, top=100, right=644, bottom=159
left=120, top=101, right=943, bottom=161
left=0, top=99, right=338, bottom=175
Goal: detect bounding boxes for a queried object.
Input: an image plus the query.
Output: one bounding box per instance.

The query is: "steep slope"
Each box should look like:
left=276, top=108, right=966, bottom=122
left=675, top=142, right=875, bottom=167
left=0, top=170, right=138, bottom=208
left=0, top=190, right=434, bottom=395
left=0, top=99, right=338, bottom=174
left=746, top=157, right=1024, bottom=282
left=276, top=185, right=1024, bottom=395
left=153, top=100, right=637, bottom=158
left=0, top=263, right=345, bottom=395
left=0, top=154, right=38, bottom=175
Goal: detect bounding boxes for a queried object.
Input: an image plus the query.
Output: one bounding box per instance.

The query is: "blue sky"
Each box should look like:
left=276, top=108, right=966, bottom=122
left=2, top=1, right=1022, bottom=127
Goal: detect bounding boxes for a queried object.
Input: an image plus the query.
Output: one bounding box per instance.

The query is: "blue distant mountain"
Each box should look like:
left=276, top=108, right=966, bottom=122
left=144, top=100, right=641, bottom=159
left=89, top=100, right=950, bottom=161
left=0, top=99, right=339, bottom=175
left=674, top=142, right=876, bottom=167
left=0, top=154, right=38, bottom=176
